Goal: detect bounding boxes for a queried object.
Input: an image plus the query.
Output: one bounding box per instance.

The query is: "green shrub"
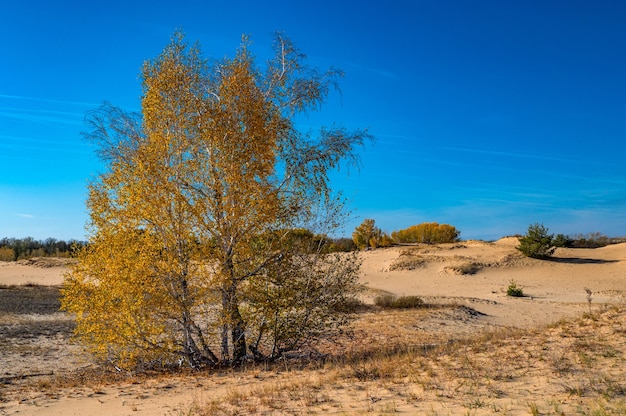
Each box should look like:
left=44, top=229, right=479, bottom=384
left=553, top=232, right=610, bottom=248
left=374, top=294, right=424, bottom=309
left=507, top=280, right=524, bottom=297
left=553, top=234, right=573, bottom=248
left=569, top=232, right=610, bottom=248
left=517, top=223, right=556, bottom=259
left=327, top=238, right=357, bottom=252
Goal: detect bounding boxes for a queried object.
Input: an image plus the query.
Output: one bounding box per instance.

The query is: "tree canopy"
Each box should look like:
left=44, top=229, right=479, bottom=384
left=62, top=32, right=369, bottom=369
left=517, top=223, right=556, bottom=259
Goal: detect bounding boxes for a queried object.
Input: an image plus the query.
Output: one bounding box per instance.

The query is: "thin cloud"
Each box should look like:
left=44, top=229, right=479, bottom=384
left=438, top=145, right=609, bottom=167
left=17, top=213, right=34, bottom=219
left=0, top=108, right=83, bottom=126
left=0, top=94, right=98, bottom=107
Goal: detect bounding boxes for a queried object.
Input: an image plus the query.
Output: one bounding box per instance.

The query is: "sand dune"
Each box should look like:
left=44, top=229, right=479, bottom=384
left=1, top=240, right=624, bottom=415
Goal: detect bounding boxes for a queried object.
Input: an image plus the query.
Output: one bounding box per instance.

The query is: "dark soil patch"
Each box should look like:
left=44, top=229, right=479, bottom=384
left=0, top=284, right=62, bottom=314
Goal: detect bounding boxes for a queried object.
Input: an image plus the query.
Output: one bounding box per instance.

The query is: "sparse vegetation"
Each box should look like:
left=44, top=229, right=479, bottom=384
left=2, top=267, right=626, bottom=415
left=0, top=284, right=62, bottom=314
left=442, top=261, right=481, bottom=275
left=374, top=294, right=424, bottom=309
left=388, top=250, right=426, bottom=271
left=585, top=287, right=593, bottom=315
left=506, top=279, right=524, bottom=297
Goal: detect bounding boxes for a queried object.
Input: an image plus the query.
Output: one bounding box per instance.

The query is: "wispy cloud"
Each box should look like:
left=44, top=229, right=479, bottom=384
left=437, top=145, right=582, bottom=165
left=0, top=135, right=92, bottom=158
left=17, top=213, right=34, bottom=219
left=0, top=107, right=83, bottom=126
left=0, top=94, right=98, bottom=107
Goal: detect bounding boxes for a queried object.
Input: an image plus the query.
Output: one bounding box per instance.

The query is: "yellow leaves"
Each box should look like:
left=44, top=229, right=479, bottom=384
left=62, top=225, right=191, bottom=368
left=68, top=31, right=365, bottom=367
left=391, top=222, right=461, bottom=244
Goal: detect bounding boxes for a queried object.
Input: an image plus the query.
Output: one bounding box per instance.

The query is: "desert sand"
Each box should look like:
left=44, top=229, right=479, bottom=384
left=1, top=239, right=624, bottom=415
left=0, top=259, right=67, bottom=286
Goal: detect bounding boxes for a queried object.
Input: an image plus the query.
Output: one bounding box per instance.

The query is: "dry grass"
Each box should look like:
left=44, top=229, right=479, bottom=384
left=0, top=285, right=75, bottom=356
left=15, top=257, right=77, bottom=268
left=1, top=283, right=625, bottom=415
left=388, top=251, right=426, bottom=271
left=181, top=306, right=626, bottom=415
left=440, top=261, right=482, bottom=275
left=0, top=283, right=62, bottom=315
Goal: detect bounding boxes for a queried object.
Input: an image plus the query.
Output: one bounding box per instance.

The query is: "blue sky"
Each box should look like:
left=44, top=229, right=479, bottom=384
left=1, top=0, right=625, bottom=241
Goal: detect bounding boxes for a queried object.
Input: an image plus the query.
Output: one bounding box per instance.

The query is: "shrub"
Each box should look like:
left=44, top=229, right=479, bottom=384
left=553, top=234, right=573, bottom=248
left=327, top=237, right=357, bottom=252
left=374, top=294, right=424, bottom=309
left=507, top=280, right=524, bottom=297
left=391, top=222, right=460, bottom=244
left=517, top=223, right=556, bottom=259
left=0, top=247, right=14, bottom=262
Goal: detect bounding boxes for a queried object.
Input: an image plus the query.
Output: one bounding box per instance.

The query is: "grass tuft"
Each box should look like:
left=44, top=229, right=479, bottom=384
left=374, top=294, right=424, bottom=309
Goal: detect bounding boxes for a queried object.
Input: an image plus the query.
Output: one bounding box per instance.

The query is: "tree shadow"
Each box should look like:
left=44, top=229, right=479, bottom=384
left=548, top=257, right=619, bottom=264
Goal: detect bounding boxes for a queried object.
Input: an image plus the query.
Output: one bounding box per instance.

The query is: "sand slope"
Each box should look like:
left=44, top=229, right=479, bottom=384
left=359, top=239, right=626, bottom=327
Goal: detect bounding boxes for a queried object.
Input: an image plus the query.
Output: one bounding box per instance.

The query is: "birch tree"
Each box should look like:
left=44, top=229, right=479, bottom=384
left=62, top=32, right=369, bottom=369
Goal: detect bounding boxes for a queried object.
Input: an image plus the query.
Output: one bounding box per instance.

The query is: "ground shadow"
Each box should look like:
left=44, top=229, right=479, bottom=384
left=548, top=257, right=619, bottom=265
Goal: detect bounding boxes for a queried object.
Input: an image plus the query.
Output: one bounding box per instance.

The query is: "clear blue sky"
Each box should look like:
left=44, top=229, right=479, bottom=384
left=1, top=0, right=625, bottom=241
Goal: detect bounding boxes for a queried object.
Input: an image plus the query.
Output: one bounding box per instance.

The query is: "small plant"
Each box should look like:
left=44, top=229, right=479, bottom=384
left=528, top=402, right=540, bottom=416
left=585, top=287, right=593, bottom=314
left=507, top=280, right=524, bottom=297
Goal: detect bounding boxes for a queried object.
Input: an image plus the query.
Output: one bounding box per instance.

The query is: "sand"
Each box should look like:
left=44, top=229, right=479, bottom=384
left=1, top=239, right=624, bottom=415
left=0, top=260, right=67, bottom=286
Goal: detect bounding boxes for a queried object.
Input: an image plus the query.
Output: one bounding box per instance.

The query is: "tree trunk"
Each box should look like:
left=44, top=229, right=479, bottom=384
left=221, top=284, right=247, bottom=364
left=220, top=290, right=230, bottom=362
left=230, top=300, right=247, bottom=363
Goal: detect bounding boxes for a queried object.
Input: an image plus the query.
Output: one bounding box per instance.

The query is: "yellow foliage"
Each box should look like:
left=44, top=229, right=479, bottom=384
left=62, top=32, right=368, bottom=369
left=353, top=219, right=392, bottom=250
left=391, top=222, right=460, bottom=244
left=0, top=247, right=14, bottom=262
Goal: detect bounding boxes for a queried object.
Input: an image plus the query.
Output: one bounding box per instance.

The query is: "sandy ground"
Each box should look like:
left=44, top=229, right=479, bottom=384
left=1, top=239, right=625, bottom=415
left=0, top=260, right=67, bottom=286
left=358, top=238, right=626, bottom=327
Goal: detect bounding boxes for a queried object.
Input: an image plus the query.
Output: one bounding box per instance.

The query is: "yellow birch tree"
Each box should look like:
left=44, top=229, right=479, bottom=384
left=62, top=32, right=368, bottom=369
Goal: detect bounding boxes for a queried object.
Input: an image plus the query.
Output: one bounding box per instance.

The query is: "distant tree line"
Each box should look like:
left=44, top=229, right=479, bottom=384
left=0, top=237, right=86, bottom=261
left=269, top=229, right=357, bottom=253
left=518, top=224, right=619, bottom=259
left=0, top=233, right=354, bottom=263
left=554, top=232, right=616, bottom=248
